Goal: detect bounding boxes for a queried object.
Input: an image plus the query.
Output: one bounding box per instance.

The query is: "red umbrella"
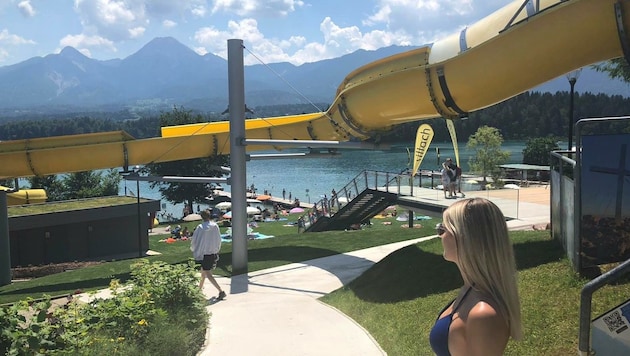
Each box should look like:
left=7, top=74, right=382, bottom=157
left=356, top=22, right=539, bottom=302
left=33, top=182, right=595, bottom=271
left=289, top=207, right=304, bottom=214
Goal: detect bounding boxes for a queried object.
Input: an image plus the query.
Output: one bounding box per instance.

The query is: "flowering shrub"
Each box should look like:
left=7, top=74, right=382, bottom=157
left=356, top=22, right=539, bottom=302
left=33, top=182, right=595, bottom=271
left=0, top=259, right=208, bottom=355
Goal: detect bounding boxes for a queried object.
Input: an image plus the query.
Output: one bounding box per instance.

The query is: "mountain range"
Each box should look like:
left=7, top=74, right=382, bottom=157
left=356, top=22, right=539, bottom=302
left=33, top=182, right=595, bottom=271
left=0, top=36, right=628, bottom=116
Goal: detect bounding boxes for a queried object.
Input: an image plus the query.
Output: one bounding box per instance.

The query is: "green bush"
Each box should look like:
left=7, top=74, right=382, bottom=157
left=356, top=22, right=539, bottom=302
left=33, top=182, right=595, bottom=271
left=0, top=260, right=208, bottom=355
left=0, top=299, right=64, bottom=355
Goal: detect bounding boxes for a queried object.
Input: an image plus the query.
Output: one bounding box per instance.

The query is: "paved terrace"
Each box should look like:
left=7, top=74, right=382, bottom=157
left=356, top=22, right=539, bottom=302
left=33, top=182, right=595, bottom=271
left=385, top=184, right=551, bottom=231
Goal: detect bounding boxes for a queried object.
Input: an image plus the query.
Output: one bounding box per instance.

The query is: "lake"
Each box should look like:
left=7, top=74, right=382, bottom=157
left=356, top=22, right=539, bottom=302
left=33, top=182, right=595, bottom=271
left=125, top=140, right=528, bottom=220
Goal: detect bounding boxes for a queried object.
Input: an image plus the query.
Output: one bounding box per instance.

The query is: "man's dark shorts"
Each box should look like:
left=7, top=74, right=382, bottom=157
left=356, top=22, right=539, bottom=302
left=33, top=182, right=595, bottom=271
left=198, top=254, right=219, bottom=271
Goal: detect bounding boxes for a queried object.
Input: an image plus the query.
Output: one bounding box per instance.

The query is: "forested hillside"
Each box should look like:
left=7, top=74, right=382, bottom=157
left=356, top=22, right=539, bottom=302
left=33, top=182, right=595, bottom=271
left=1, top=91, right=629, bottom=143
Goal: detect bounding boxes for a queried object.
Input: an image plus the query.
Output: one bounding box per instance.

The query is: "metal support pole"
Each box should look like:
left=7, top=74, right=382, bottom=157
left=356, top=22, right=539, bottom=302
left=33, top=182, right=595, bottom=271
left=137, top=178, right=142, bottom=258
left=228, top=39, right=248, bottom=277
left=566, top=69, right=581, bottom=151
left=568, top=77, right=576, bottom=151
left=0, top=191, right=11, bottom=286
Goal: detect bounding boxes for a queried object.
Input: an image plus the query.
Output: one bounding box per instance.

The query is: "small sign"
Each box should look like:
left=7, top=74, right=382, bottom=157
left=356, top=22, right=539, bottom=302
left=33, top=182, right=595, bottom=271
left=592, top=298, right=630, bottom=354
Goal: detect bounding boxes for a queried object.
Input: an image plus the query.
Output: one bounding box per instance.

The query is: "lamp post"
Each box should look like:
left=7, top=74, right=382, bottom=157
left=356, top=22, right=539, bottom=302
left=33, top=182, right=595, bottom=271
left=133, top=165, right=142, bottom=258
left=566, top=69, right=582, bottom=151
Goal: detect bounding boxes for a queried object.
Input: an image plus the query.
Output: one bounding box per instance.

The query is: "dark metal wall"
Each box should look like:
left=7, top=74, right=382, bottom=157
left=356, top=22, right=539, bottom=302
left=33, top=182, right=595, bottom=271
left=8, top=199, right=159, bottom=267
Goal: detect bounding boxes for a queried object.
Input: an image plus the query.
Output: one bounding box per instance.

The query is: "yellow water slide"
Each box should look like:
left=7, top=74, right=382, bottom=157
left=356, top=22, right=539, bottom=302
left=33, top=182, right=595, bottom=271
left=0, top=186, right=46, bottom=205
left=1, top=0, right=629, bottom=187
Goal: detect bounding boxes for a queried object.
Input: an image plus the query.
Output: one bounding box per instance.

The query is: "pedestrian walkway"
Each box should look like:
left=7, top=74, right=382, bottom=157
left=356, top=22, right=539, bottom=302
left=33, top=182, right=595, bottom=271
left=199, top=237, right=435, bottom=356
left=198, top=191, right=551, bottom=355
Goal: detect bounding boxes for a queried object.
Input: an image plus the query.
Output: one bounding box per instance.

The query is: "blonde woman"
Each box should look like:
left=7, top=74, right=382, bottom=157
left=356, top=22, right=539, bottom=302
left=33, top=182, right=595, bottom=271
left=430, top=197, right=522, bottom=356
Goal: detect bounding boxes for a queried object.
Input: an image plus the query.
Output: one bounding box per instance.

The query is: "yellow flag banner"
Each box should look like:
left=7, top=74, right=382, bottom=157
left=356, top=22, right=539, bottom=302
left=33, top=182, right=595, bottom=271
left=445, top=119, right=460, bottom=167
left=411, top=124, right=434, bottom=176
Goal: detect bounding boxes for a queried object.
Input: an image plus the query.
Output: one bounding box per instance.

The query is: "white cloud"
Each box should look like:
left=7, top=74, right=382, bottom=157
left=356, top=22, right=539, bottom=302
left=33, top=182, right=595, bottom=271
left=191, top=4, right=206, bottom=17
left=0, top=29, right=36, bottom=45
left=162, top=19, right=177, bottom=28
left=210, top=0, right=304, bottom=17
left=59, top=33, right=116, bottom=57
left=73, top=0, right=147, bottom=42
left=144, top=0, right=207, bottom=17
left=362, top=0, right=507, bottom=46
left=49, top=0, right=512, bottom=66
left=70, top=0, right=210, bottom=52
left=195, top=18, right=267, bottom=63
left=0, top=47, right=8, bottom=62
left=0, top=29, right=35, bottom=64
left=128, top=26, right=145, bottom=38
left=17, top=0, right=35, bottom=17
left=194, top=14, right=416, bottom=66
left=77, top=48, right=92, bottom=57
left=193, top=46, right=207, bottom=55
left=192, top=0, right=509, bottom=66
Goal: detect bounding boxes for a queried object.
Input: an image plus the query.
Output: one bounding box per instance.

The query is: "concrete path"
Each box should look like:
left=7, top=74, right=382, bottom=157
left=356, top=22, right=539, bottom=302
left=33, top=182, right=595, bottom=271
left=198, top=237, right=436, bottom=356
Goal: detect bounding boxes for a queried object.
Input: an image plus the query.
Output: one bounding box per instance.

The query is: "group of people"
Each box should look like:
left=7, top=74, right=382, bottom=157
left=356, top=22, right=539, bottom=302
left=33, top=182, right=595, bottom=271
left=169, top=225, right=190, bottom=239
left=441, top=157, right=464, bottom=199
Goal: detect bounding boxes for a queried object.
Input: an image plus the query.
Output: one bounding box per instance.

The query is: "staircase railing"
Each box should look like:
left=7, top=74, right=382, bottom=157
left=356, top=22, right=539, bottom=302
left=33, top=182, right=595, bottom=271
left=302, top=170, right=436, bottom=228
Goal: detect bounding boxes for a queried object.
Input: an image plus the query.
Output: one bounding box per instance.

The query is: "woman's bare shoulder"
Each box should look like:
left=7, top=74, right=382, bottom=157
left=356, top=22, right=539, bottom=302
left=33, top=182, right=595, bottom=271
left=465, top=301, right=509, bottom=355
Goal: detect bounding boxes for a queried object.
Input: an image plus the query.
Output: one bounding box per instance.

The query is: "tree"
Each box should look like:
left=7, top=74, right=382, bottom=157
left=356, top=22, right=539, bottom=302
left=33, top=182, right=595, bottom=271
left=144, top=107, right=229, bottom=216
left=28, top=175, right=65, bottom=201
left=522, top=137, right=561, bottom=166
left=593, top=58, right=630, bottom=83
left=0, top=179, right=14, bottom=188
left=60, top=169, right=121, bottom=200
left=101, top=169, right=123, bottom=196
left=467, top=126, right=510, bottom=188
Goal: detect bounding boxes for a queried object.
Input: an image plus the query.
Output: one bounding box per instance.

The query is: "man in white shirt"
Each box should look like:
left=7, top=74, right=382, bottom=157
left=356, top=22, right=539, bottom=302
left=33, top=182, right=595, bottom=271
left=190, top=209, right=226, bottom=300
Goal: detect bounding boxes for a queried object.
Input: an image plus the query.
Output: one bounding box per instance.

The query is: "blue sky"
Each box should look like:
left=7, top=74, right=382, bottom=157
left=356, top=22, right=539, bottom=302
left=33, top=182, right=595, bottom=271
left=0, top=0, right=509, bottom=66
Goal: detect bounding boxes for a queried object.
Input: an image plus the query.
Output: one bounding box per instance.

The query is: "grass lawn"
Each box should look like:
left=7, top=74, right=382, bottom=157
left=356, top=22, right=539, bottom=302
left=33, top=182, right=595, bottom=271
left=2, top=210, right=629, bottom=354
left=321, top=231, right=630, bottom=355
left=0, top=211, right=434, bottom=304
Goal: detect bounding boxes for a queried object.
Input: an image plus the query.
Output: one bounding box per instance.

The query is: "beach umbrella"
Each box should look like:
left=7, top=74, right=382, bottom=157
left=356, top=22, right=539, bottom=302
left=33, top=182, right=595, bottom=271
left=256, top=194, right=272, bottom=201
left=289, top=207, right=304, bottom=214
left=504, top=184, right=520, bottom=190
left=466, top=179, right=479, bottom=184
left=223, top=207, right=261, bottom=218
left=247, top=207, right=261, bottom=215
left=182, top=213, right=202, bottom=221
left=215, top=202, right=232, bottom=210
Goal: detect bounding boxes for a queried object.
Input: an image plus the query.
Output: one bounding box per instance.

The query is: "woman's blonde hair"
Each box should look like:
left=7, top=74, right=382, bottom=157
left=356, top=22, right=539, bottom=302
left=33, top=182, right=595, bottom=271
left=443, top=197, right=522, bottom=340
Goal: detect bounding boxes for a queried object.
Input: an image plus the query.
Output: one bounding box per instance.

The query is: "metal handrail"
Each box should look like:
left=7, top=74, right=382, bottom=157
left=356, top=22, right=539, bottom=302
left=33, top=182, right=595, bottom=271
left=304, top=170, right=444, bottom=226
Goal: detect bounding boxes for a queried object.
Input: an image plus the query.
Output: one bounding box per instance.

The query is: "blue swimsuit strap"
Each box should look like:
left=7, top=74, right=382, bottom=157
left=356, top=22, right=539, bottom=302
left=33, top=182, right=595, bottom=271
left=452, top=285, right=473, bottom=314
left=430, top=286, right=474, bottom=356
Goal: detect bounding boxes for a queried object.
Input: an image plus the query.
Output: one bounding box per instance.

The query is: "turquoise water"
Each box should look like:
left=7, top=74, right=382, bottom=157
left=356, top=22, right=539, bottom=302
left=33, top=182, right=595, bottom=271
left=121, top=141, right=527, bottom=219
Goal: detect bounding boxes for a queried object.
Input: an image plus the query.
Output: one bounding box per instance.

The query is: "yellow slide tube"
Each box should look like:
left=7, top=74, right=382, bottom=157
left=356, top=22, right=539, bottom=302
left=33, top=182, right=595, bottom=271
left=0, top=0, right=629, bottom=182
